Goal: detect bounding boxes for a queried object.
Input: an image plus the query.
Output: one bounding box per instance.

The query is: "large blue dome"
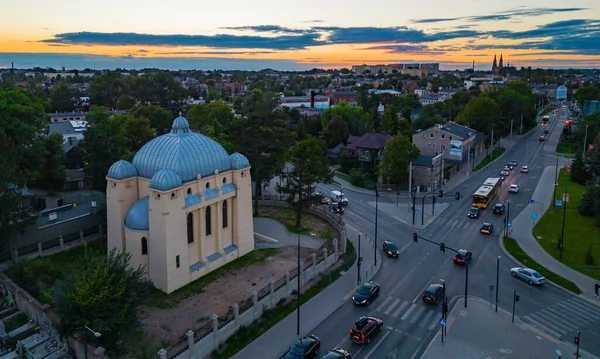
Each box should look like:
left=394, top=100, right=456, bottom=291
left=132, top=116, right=232, bottom=182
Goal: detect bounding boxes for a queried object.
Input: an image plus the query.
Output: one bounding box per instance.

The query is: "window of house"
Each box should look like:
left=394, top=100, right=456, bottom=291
left=441, top=134, right=445, bottom=139
left=222, top=201, right=228, bottom=229
left=187, top=213, right=194, bottom=244
left=141, top=237, right=148, bottom=255
left=441, top=145, right=446, bottom=150
left=187, top=188, right=192, bottom=194
left=205, top=206, right=212, bottom=236
left=155, top=193, right=161, bottom=199
left=241, top=171, right=246, bottom=177
left=429, top=133, right=434, bottom=139
left=223, top=177, right=227, bottom=184
left=206, top=183, right=210, bottom=189
left=176, top=255, right=180, bottom=268
left=171, top=192, right=176, bottom=199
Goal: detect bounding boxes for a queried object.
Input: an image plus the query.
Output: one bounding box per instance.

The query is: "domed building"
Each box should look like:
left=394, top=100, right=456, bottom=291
left=106, top=115, right=254, bottom=293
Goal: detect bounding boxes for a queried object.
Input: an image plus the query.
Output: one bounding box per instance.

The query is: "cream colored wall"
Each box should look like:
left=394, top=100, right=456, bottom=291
left=124, top=228, right=149, bottom=274
left=186, top=210, right=200, bottom=268
left=138, top=178, right=150, bottom=198
left=106, top=177, right=139, bottom=252
left=232, top=168, right=254, bottom=255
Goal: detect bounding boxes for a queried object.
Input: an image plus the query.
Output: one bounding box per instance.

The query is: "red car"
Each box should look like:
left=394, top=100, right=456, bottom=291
left=539, top=136, right=545, bottom=141
left=349, top=316, right=383, bottom=345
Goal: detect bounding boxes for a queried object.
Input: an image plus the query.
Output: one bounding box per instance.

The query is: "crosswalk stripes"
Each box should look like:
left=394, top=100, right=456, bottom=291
left=409, top=307, right=426, bottom=324
left=371, top=297, right=442, bottom=332
left=391, top=301, right=409, bottom=318
left=522, top=297, right=600, bottom=338
left=400, top=303, right=417, bottom=321
left=384, top=299, right=401, bottom=315
left=375, top=296, right=393, bottom=312
left=419, top=310, right=435, bottom=328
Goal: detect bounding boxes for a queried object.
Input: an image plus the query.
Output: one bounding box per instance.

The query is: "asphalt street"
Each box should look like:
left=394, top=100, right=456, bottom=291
left=307, top=108, right=600, bottom=359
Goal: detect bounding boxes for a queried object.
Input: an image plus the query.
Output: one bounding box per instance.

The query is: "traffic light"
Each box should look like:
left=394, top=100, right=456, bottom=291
left=565, top=120, right=570, bottom=126
left=440, top=243, right=445, bottom=252
left=514, top=294, right=520, bottom=302
left=574, top=336, right=579, bottom=345
left=413, top=232, right=418, bottom=242
left=432, top=197, right=437, bottom=204
left=439, top=189, right=444, bottom=198
left=455, top=191, right=460, bottom=200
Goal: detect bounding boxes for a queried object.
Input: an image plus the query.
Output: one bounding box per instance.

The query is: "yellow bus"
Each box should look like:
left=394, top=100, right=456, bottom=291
left=472, top=177, right=502, bottom=209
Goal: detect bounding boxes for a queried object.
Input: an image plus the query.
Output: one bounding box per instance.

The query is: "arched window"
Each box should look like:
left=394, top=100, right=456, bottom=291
left=223, top=177, right=227, bottom=184
left=187, top=188, right=192, bottom=194
left=187, top=213, right=194, bottom=244
left=205, top=206, right=212, bottom=236
left=141, top=237, right=148, bottom=255
left=171, top=193, right=176, bottom=199
left=222, top=201, right=228, bottom=229
left=206, top=183, right=210, bottom=189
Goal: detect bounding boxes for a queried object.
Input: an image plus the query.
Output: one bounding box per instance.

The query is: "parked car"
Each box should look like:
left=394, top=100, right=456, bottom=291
left=480, top=223, right=494, bottom=235
left=467, top=207, right=481, bottom=219
left=453, top=249, right=472, bottom=265
left=284, top=335, right=321, bottom=359
left=422, top=283, right=444, bottom=304
left=543, top=128, right=549, bottom=134
left=505, top=163, right=515, bottom=170
left=383, top=241, right=399, bottom=258
left=510, top=267, right=546, bottom=286
left=352, top=281, right=381, bottom=306
left=331, top=203, right=344, bottom=214
left=321, top=349, right=352, bottom=359
left=539, top=136, right=545, bottom=141
left=331, top=190, right=349, bottom=206
left=509, top=184, right=520, bottom=193
left=509, top=160, right=518, bottom=167
left=349, top=316, right=383, bottom=344
left=492, top=203, right=506, bottom=215
left=520, top=166, right=529, bottom=173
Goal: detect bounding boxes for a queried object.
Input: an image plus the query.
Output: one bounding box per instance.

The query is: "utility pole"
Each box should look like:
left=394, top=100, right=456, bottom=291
left=512, top=290, right=519, bottom=323
left=495, top=256, right=501, bottom=312
left=583, top=124, right=589, bottom=155
left=553, top=154, right=559, bottom=207
left=559, top=187, right=568, bottom=260
left=489, top=129, right=494, bottom=158
left=520, top=113, right=523, bottom=135
left=357, top=233, right=362, bottom=285
left=510, top=119, right=513, bottom=146
left=466, top=147, right=470, bottom=177
left=408, top=162, right=413, bottom=212
left=296, top=233, right=301, bottom=335
left=374, top=188, right=379, bottom=267
left=574, top=331, right=581, bottom=358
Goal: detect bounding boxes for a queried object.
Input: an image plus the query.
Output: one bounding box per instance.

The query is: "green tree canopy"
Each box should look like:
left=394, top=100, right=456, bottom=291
left=321, top=102, right=371, bottom=136
left=186, top=100, right=234, bottom=138
left=49, top=82, right=76, bottom=112
left=378, top=133, right=420, bottom=186
left=53, top=247, right=149, bottom=353
left=89, top=71, right=129, bottom=109
left=455, top=95, right=502, bottom=138
left=32, top=133, right=66, bottom=192
left=123, top=115, right=156, bottom=152
left=323, top=116, right=350, bottom=148
left=380, top=106, right=399, bottom=134
left=129, top=105, right=173, bottom=134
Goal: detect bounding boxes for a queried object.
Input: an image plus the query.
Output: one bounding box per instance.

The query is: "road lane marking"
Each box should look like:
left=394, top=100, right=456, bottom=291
left=362, top=330, right=391, bottom=359
left=389, top=265, right=417, bottom=296
left=375, top=296, right=393, bottom=312
left=523, top=315, right=564, bottom=338
left=419, top=310, right=434, bottom=327
left=384, top=299, right=401, bottom=315
left=401, top=304, right=417, bottom=321
left=428, top=314, right=440, bottom=331
left=343, top=288, right=356, bottom=301
left=529, top=312, right=575, bottom=331
left=409, top=307, right=425, bottom=324
left=392, top=301, right=409, bottom=318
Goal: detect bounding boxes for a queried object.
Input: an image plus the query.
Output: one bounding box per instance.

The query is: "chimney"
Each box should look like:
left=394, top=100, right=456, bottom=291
left=310, top=90, right=315, bottom=109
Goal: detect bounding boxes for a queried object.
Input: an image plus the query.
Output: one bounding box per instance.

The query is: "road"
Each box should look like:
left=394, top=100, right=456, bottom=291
left=304, top=108, right=600, bottom=359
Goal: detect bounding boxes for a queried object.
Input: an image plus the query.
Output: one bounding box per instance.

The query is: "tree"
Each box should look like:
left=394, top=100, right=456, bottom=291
left=53, top=246, right=149, bottom=353
left=33, top=133, right=66, bottom=191
left=0, top=87, right=48, bottom=254
left=578, top=185, right=596, bottom=217
left=380, top=107, right=398, bottom=134
left=79, top=107, right=130, bottom=192
left=321, top=102, right=371, bottom=136
left=570, top=152, right=591, bottom=185
left=378, top=133, right=420, bottom=186
left=123, top=115, right=156, bottom=152
left=323, top=116, right=350, bottom=148
left=455, top=95, right=502, bottom=137
left=186, top=100, right=234, bottom=138
left=129, top=105, right=173, bottom=134
left=488, top=89, right=536, bottom=134
left=49, top=82, right=76, bottom=112
left=280, top=136, right=333, bottom=226
left=89, top=71, right=128, bottom=109
left=228, top=90, right=295, bottom=215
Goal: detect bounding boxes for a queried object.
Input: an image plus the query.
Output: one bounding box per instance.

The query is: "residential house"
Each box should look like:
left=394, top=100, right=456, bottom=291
left=402, top=80, right=419, bottom=94
left=223, top=83, right=246, bottom=94
left=411, top=154, right=444, bottom=192
left=369, top=89, right=402, bottom=97
left=412, top=122, right=478, bottom=171
left=419, top=93, right=447, bottom=106
left=328, top=90, right=358, bottom=105
left=47, top=110, right=126, bottom=123
left=343, top=132, right=393, bottom=169
left=280, top=95, right=330, bottom=109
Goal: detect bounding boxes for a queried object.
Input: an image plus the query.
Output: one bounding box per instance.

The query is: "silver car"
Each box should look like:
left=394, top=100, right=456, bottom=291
left=510, top=267, right=546, bottom=285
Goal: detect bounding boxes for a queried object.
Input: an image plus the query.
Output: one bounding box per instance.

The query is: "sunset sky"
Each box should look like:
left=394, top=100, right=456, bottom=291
left=1, top=0, right=599, bottom=70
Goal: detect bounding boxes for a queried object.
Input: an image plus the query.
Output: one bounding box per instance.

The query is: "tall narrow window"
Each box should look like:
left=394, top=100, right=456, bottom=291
left=187, top=213, right=194, bottom=244
left=205, top=206, right=212, bottom=236
left=141, top=237, right=148, bottom=255
left=222, top=201, right=228, bottom=229
left=176, top=255, right=180, bottom=268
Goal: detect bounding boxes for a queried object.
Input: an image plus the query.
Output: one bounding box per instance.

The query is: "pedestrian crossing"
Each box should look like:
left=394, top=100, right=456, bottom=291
left=371, top=296, right=444, bottom=333
left=431, top=216, right=489, bottom=231
left=522, top=297, right=600, bottom=338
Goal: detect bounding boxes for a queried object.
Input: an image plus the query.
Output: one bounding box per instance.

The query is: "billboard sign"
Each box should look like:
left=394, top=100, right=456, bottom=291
left=450, top=140, right=463, bottom=159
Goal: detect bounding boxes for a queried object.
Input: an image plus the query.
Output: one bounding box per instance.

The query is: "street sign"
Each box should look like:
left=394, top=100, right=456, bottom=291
left=562, top=193, right=569, bottom=202
left=440, top=318, right=446, bottom=327
left=531, top=213, right=537, bottom=219
left=507, top=221, right=512, bottom=227
left=555, top=199, right=563, bottom=207
left=415, top=209, right=419, bottom=214
left=529, top=199, right=535, bottom=204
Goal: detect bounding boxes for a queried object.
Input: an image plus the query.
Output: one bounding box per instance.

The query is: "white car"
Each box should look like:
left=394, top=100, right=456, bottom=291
left=520, top=166, right=529, bottom=173
left=510, top=267, right=546, bottom=285
left=509, top=184, right=519, bottom=193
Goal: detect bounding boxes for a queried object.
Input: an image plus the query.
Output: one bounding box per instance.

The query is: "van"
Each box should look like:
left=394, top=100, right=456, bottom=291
left=331, top=190, right=349, bottom=206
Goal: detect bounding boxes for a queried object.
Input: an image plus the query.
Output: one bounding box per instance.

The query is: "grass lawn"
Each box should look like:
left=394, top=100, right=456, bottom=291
left=503, top=237, right=581, bottom=294
left=532, top=169, right=600, bottom=281
left=335, top=171, right=377, bottom=190
left=475, top=147, right=506, bottom=171
left=256, top=207, right=334, bottom=240
left=555, top=142, right=578, bottom=155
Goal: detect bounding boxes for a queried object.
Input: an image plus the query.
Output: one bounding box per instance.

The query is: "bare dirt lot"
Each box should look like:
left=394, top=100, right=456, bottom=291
left=140, top=245, right=316, bottom=351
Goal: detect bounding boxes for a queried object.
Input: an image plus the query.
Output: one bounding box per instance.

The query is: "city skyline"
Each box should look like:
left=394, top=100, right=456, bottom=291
left=1, top=0, right=600, bottom=71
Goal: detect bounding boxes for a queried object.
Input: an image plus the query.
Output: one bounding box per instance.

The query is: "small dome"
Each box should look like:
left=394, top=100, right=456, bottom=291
left=172, top=114, right=190, bottom=132
left=230, top=153, right=250, bottom=170
left=125, top=197, right=149, bottom=230
left=150, top=169, right=182, bottom=191
left=107, top=160, right=137, bottom=180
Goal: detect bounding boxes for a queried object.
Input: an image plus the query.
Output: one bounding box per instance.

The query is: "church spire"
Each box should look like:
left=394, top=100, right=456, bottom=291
left=492, top=54, right=498, bottom=73
left=499, top=54, right=504, bottom=69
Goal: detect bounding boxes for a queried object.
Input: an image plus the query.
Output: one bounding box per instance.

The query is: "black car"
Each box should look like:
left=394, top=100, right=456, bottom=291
left=480, top=222, right=494, bottom=235
left=352, top=281, right=381, bottom=306
left=509, top=160, right=518, bottom=167
left=492, top=203, right=505, bottom=215
left=285, top=335, right=321, bottom=359
left=543, top=128, right=549, bottom=134
left=505, top=163, right=515, bottom=170
left=467, top=207, right=480, bottom=219
left=321, top=349, right=352, bottom=359
left=453, top=249, right=472, bottom=265
left=383, top=241, right=399, bottom=258
left=331, top=202, right=344, bottom=214
left=422, top=283, right=444, bottom=304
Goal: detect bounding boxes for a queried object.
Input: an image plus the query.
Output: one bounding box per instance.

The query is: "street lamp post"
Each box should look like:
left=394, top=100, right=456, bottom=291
left=559, top=187, right=568, bottom=260
left=297, top=233, right=301, bottom=335
left=374, top=188, right=379, bottom=267
left=357, top=233, right=362, bottom=285
left=464, top=260, right=469, bottom=308
left=495, top=256, right=501, bottom=313
left=83, top=325, right=101, bottom=359
left=553, top=154, right=559, bottom=207
left=440, top=279, right=446, bottom=344
left=583, top=124, right=589, bottom=155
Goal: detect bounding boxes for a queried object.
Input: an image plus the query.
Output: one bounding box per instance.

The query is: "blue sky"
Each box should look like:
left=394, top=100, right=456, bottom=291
left=0, top=0, right=599, bottom=70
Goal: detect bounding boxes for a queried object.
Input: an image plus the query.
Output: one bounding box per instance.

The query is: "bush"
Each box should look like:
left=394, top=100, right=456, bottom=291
left=349, top=168, right=367, bottom=187
left=340, top=154, right=358, bottom=174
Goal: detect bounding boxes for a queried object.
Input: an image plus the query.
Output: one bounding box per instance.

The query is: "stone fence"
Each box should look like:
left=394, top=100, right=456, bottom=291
left=160, top=239, right=341, bottom=359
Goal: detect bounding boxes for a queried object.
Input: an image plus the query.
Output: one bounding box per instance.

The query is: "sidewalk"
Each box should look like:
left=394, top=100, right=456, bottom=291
left=498, top=163, right=599, bottom=303
left=420, top=297, right=599, bottom=359
left=231, top=226, right=381, bottom=359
